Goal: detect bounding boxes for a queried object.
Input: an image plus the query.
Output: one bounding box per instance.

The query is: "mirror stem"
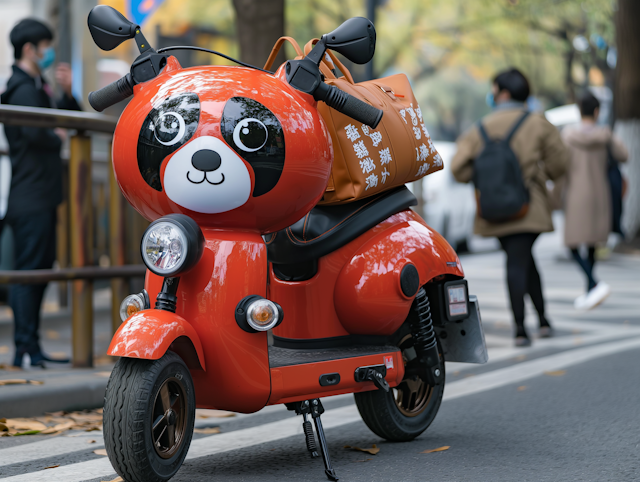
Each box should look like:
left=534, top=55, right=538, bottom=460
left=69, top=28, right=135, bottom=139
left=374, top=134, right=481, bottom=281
left=305, top=37, right=327, bottom=66
left=134, top=28, right=154, bottom=54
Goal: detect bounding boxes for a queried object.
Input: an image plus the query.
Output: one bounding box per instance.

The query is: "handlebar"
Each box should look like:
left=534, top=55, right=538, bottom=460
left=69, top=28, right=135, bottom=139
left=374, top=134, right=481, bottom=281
left=314, top=82, right=383, bottom=129
left=88, top=74, right=134, bottom=112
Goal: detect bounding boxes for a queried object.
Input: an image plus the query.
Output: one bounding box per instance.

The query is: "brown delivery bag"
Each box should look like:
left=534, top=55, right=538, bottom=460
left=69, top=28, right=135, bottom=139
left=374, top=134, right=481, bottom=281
left=265, top=38, right=443, bottom=205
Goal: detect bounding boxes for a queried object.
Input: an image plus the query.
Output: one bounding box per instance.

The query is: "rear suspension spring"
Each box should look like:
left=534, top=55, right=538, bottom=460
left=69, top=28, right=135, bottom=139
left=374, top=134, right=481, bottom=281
left=410, top=287, right=437, bottom=355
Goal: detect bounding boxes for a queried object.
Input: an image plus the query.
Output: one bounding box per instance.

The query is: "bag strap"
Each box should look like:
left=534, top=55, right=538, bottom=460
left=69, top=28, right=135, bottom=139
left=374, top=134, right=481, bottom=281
left=263, top=37, right=304, bottom=71
left=477, top=122, right=490, bottom=144
left=503, top=111, right=530, bottom=144
left=304, top=39, right=355, bottom=84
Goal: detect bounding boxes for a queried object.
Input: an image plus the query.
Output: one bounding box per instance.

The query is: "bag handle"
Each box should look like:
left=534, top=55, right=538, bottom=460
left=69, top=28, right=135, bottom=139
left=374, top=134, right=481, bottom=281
left=504, top=111, right=530, bottom=144
left=263, top=36, right=304, bottom=71
left=303, top=39, right=355, bottom=85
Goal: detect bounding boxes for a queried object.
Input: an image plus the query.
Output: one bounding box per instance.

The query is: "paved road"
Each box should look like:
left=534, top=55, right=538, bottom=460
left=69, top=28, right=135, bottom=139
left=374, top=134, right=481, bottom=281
left=1, top=230, right=639, bottom=481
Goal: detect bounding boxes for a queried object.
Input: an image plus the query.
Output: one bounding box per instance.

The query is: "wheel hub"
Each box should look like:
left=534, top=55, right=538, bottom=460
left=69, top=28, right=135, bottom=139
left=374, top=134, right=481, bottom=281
left=151, top=377, right=187, bottom=459
left=393, top=334, right=436, bottom=417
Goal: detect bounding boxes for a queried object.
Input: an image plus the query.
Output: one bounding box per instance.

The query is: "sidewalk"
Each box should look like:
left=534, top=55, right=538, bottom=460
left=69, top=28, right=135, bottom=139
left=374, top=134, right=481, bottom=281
left=0, top=285, right=114, bottom=418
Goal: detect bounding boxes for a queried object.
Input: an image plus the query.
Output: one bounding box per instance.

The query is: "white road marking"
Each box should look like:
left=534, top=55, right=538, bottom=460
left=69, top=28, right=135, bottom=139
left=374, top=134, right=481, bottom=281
left=0, top=432, right=101, bottom=467
left=2, top=336, right=640, bottom=481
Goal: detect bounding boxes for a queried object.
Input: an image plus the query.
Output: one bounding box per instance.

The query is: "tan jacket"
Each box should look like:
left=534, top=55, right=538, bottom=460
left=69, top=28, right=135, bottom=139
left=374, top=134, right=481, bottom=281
left=561, top=124, right=628, bottom=247
left=450, top=107, right=568, bottom=238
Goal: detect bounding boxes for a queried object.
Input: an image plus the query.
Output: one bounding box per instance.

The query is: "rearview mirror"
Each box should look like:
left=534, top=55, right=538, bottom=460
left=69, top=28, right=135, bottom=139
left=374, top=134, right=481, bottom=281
left=324, top=17, right=376, bottom=65
left=88, top=5, right=137, bottom=51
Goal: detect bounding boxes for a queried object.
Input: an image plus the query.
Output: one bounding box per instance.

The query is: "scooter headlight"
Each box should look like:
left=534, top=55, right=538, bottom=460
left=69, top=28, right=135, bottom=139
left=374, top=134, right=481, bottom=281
left=141, top=214, right=204, bottom=277
left=119, top=290, right=150, bottom=322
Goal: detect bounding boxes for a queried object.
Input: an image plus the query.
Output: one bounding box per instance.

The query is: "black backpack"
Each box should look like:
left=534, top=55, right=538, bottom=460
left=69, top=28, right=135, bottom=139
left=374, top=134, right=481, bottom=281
left=473, top=112, right=530, bottom=223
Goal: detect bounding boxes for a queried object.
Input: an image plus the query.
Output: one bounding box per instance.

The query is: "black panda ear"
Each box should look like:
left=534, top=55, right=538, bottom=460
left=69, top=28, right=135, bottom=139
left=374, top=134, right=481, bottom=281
left=137, top=93, right=200, bottom=191
left=221, top=97, right=285, bottom=197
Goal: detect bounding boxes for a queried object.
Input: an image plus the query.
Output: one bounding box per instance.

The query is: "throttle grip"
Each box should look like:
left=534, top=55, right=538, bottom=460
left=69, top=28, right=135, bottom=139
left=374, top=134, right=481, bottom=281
left=88, top=74, right=134, bottom=112
left=316, top=83, right=383, bottom=129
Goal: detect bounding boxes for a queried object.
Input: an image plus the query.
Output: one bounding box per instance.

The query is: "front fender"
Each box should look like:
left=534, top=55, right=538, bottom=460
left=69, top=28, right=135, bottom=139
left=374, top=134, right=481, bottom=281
left=108, top=309, right=206, bottom=370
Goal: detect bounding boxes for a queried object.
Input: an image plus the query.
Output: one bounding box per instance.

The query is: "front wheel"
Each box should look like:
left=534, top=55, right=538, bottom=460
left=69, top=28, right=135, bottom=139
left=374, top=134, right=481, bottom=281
left=355, top=333, right=444, bottom=442
left=103, top=351, right=196, bottom=482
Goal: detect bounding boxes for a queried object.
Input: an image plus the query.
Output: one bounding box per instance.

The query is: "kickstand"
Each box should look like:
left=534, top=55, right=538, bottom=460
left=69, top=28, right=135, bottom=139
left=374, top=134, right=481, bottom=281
left=310, top=399, right=338, bottom=481
left=286, top=399, right=338, bottom=481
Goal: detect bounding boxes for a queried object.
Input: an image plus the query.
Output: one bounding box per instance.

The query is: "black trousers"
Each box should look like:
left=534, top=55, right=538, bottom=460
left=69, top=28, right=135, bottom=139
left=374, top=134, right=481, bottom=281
left=497, top=233, right=548, bottom=337
left=5, top=209, right=57, bottom=355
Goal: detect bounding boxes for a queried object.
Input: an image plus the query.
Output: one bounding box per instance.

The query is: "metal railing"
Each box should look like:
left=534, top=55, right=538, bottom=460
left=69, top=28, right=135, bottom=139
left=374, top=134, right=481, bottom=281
left=0, top=105, right=147, bottom=367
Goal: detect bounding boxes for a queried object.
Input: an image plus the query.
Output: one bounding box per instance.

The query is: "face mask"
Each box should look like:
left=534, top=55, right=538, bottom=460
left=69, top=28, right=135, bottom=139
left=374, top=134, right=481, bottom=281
left=37, top=47, right=55, bottom=70
left=485, top=92, right=496, bottom=108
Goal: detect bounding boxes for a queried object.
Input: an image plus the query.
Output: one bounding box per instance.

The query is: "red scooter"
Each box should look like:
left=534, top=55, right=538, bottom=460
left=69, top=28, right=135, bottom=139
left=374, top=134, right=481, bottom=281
left=87, top=6, right=487, bottom=482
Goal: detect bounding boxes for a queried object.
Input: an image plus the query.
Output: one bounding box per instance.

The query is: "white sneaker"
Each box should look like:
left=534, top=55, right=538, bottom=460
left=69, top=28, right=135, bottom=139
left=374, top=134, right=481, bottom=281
left=574, top=293, right=588, bottom=310
left=583, top=282, right=611, bottom=310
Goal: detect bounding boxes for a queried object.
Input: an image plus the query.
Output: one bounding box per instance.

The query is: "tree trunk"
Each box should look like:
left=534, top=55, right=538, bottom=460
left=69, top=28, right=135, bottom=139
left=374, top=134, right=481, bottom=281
left=615, top=0, right=640, bottom=239
left=232, top=0, right=285, bottom=70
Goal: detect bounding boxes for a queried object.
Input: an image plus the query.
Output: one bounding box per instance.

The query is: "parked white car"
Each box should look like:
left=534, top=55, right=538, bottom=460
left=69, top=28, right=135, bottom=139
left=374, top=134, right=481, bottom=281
left=420, top=141, right=476, bottom=251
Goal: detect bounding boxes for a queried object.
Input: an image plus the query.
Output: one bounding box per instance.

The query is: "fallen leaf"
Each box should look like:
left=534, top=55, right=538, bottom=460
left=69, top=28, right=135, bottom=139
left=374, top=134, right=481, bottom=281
left=544, top=370, right=566, bottom=377
left=195, top=409, right=236, bottom=419
left=40, top=421, right=76, bottom=434
left=344, top=444, right=380, bottom=455
left=354, top=458, right=373, bottom=462
left=101, top=477, right=123, bottom=482
left=0, top=345, right=9, bottom=354
left=45, top=330, right=60, bottom=340
left=193, top=427, right=221, bottom=434
left=95, top=372, right=112, bottom=377
left=422, top=446, right=450, bottom=453
left=4, top=418, right=47, bottom=431
left=44, top=464, right=60, bottom=469
left=94, top=448, right=108, bottom=456
left=517, top=386, right=527, bottom=391
left=0, top=365, right=22, bottom=371
left=87, top=439, right=96, bottom=444
left=14, top=430, right=42, bottom=436
left=0, top=379, right=44, bottom=386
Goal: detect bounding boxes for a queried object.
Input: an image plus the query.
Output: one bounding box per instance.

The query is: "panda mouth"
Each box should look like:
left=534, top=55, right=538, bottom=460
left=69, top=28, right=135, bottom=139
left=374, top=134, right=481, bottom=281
left=186, top=171, right=225, bottom=186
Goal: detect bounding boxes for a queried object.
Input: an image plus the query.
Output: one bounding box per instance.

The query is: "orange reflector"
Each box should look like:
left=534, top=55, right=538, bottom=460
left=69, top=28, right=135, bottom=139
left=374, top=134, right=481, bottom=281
left=252, top=307, right=273, bottom=325
left=127, top=304, right=141, bottom=317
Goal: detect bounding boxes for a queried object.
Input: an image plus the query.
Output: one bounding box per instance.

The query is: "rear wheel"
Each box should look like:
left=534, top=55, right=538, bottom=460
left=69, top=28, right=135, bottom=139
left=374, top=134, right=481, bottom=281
left=355, top=333, right=444, bottom=441
left=104, top=351, right=195, bottom=482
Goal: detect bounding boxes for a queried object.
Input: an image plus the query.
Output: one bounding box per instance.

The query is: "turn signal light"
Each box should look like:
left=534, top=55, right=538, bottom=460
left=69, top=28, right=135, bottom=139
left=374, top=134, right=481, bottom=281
left=119, top=290, right=150, bottom=322
left=235, top=296, right=283, bottom=333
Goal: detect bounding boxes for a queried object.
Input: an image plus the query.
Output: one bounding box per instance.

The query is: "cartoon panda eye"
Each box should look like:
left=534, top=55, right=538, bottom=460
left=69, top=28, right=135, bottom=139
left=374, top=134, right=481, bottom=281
left=232, top=118, right=268, bottom=152
left=151, top=112, right=186, bottom=146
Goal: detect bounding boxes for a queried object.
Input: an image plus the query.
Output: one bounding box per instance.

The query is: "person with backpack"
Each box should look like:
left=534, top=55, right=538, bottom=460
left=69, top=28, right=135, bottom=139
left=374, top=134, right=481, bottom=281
left=451, top=68, right=568, bottom=347
left=561, top=93, right=628, bottom=310
left=1, top=19, right=81, bottom=367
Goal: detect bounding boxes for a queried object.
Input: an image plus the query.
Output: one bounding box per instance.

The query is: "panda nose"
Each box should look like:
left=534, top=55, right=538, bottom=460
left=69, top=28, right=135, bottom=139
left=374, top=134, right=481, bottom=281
left=191, top=149, right=222, bottom=172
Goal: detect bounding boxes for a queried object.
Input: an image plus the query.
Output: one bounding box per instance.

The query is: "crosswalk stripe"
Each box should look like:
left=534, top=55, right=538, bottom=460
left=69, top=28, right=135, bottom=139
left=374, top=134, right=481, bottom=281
left=0, top=432, right=101, bottom=467
left=2, top=335, right=640, bottom=481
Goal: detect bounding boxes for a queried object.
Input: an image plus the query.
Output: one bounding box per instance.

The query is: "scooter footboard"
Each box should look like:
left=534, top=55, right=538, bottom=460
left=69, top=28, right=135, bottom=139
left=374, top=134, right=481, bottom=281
left=438, top=295, right=488, bottom=364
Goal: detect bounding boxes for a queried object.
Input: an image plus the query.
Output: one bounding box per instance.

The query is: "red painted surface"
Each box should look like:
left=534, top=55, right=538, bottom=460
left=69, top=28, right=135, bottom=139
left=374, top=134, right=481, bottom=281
left=144, top=229, right=271, bottom=413
left=268, top=350, right=404, bottom=405
left=112, top=56, right=332, bottom=233
left=335, top=210, right=464, bottom=335
left=108, top=309, right=206, bottom=370
left=271, top=209, right=463, bottom=341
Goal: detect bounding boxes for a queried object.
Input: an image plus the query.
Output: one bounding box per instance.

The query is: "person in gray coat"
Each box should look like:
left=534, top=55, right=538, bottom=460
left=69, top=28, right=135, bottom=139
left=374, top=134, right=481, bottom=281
left=561, top=93, right=628, bottom=310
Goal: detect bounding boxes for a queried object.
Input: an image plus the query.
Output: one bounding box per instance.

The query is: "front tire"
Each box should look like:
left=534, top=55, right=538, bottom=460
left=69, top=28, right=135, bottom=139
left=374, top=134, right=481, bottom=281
left=355, top=333, right=444, bottom=442
left=104, top=351, right=196, bottom=482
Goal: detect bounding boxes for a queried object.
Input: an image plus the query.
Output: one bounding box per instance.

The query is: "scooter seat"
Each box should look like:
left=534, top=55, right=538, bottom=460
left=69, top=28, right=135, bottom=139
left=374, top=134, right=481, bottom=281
left=265, top=186, right=417, bottom=267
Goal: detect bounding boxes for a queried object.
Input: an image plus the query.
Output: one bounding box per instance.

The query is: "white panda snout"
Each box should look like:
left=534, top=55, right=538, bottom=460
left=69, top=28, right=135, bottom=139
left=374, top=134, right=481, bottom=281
left=187, top=149, right=225, bottom=185
left=164, top=136, right=251, bottom=214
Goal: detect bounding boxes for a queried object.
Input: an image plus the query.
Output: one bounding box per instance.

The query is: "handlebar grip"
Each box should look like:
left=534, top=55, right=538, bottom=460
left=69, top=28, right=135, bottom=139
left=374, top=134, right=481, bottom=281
left=88, top=74, right=134, bottom=112
left=316, top=83, right=383, bottom=129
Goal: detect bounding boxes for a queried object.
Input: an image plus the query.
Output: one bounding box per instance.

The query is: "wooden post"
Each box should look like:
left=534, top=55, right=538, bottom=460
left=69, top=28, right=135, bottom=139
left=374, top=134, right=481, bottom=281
left=56, top=164, right=69, bottom=308
left=69, top=133, right=94, bottom=368
left=108, top=142, right=128, bottom=333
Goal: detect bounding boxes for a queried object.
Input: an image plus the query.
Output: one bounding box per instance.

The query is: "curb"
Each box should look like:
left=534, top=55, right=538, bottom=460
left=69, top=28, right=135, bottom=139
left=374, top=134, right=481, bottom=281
left=0, top=369, right=111, bottom=418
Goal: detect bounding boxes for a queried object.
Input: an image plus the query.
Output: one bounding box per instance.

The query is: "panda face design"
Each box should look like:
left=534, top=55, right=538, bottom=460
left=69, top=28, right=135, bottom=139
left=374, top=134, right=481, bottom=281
left=136, top=94, right=286, bottom=214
